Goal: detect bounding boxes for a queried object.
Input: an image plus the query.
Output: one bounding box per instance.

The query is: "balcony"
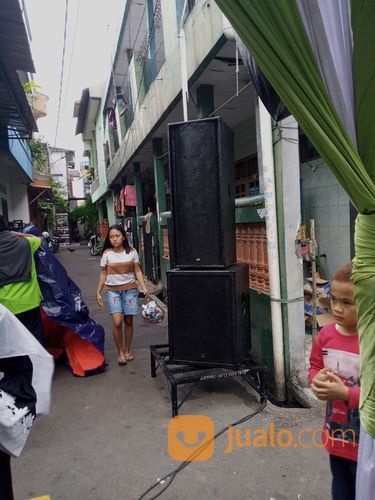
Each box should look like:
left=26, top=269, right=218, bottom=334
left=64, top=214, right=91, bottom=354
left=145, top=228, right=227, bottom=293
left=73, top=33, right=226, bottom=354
left=30, top=165, right=50, bottom=189
left=7, top=128, right=33, bottom=180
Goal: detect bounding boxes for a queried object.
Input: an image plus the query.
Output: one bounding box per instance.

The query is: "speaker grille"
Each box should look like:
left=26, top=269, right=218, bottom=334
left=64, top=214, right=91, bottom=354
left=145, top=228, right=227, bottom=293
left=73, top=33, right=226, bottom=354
left=167, top=264, right=250, bottom=366
left=168, top=117, right=235, bottom=268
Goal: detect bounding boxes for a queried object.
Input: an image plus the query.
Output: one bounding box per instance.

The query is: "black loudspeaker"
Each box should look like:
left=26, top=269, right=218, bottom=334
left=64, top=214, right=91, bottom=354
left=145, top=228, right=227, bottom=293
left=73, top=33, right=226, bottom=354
left=168, top=117, right=235, bottom=268
left=167, top=264, right=250, bottom=367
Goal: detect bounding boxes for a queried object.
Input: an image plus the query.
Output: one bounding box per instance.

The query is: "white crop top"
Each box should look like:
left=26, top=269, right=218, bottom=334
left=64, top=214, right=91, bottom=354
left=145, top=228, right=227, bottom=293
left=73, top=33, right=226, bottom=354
left=100, top=248, right=140, bottom=287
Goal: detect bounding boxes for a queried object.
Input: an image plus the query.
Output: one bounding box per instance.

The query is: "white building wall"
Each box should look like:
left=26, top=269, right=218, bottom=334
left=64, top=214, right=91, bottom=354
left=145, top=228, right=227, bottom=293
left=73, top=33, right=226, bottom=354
left=301, top=160, right=351, bottom=278
left=0, top=161, right=30, bottom=223
left=106, top=0, right=226, bottom=185
left=71, top=176, right=85, bottom=206
left=9, top=181, right=29, bottom=222
left=49, top=151, right=68, bottom=195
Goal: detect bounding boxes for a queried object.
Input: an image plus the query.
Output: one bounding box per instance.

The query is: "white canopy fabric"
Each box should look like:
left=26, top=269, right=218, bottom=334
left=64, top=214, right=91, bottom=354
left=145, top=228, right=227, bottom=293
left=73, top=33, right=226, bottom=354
left=0, top=304, right=54, bottom=456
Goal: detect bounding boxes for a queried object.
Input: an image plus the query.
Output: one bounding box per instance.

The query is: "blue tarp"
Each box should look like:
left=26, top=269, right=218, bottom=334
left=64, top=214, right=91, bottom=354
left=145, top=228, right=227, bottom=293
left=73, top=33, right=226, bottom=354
left=24, top=225, right=105, bottom=353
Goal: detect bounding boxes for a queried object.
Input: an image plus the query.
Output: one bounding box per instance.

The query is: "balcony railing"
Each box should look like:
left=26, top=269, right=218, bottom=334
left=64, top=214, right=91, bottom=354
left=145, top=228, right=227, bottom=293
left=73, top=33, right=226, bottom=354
left=90, top=176, right=99, bottom=195
left=30, top=165, right=50, bottom=189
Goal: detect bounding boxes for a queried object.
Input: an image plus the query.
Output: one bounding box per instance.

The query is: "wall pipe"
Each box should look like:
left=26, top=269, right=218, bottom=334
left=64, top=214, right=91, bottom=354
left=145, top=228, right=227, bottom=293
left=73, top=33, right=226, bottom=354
left=223, top=17, right=286, bottom=400
left=178, top=0, right=189, bottom=121
left=256, top=98, right=286, bottom=401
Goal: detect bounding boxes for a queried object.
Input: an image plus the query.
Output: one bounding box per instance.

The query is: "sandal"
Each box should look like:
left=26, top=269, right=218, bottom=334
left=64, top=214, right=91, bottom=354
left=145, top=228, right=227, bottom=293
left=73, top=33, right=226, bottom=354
left=118, top=358, right=127, bottom=366
left=125, top=353, right=134, bottom=361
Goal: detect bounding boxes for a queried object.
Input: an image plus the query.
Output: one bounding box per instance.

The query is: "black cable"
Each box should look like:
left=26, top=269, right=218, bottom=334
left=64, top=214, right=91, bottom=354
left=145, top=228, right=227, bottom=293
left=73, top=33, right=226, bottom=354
left=53, top=0, right=69, bottom=150
left=62, top=0, right=81, bottom=117
left=137, top=398, right=267, bottom=500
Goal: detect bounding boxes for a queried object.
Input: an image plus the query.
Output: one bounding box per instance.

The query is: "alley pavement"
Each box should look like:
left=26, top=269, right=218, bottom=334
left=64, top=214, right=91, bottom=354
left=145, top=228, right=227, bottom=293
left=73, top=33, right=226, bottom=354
left=13, top=246, right=330, bottom=500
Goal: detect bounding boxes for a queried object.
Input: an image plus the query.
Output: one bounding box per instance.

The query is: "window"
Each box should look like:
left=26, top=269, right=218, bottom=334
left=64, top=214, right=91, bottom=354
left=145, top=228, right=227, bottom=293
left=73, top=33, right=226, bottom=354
left=136, top=0, right=165, bottom=102
left=235, top=155, right=259, bottom=198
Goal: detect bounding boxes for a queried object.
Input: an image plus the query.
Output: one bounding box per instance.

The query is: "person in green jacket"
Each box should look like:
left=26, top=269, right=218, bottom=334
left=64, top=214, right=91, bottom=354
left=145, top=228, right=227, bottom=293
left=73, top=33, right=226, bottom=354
left=0, top=215, right=44, bottom=344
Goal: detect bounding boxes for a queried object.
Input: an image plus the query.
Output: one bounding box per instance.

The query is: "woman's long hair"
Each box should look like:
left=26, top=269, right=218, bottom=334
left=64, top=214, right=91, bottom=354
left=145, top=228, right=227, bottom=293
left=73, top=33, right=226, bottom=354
left=101, top=224, right=132, bottom=255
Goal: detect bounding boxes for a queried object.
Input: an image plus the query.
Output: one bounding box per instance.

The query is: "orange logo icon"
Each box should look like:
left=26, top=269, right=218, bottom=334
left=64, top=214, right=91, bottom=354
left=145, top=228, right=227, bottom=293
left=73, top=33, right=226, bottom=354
left=168, top=415, right=215, bottom=461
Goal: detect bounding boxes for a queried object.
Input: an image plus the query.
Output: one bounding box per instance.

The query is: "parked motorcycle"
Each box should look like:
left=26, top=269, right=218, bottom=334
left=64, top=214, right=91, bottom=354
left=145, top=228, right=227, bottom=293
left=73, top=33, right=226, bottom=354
left=88, top=233, right=101, bottom=256
left=42, top=231, right=57, bottom=253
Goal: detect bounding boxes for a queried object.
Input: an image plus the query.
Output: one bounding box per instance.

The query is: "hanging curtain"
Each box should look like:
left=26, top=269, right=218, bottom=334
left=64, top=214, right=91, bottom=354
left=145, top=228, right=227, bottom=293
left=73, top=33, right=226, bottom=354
left=215, top=0, right=375, bottom=438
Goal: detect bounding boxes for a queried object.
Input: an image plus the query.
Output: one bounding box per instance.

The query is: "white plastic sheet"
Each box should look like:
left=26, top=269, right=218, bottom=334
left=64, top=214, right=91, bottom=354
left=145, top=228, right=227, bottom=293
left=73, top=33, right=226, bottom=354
left=0, top=304, right=54, bottom=456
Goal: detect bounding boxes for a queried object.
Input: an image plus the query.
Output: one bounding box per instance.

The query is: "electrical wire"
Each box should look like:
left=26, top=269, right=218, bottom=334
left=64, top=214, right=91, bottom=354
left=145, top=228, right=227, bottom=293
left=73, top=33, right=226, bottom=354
left=137, top=398, right=267, bottom=500
left=62, top=0, right=81, bottom=118
left=53, top=0, right=69, bottom=151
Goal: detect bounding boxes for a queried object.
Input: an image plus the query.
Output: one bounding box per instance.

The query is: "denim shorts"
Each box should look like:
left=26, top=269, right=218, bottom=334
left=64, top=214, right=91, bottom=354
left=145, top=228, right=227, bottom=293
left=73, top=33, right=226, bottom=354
left=105, top=288, right=141, bottom=315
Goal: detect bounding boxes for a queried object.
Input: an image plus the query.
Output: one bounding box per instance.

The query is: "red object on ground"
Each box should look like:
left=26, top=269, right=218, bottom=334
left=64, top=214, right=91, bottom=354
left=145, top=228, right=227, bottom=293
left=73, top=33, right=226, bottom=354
left=41, top=310, right=105, bottom=377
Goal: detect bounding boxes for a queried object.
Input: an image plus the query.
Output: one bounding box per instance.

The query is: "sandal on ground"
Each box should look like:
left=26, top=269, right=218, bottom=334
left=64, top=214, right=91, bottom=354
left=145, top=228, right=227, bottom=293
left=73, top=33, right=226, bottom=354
left=118, top=358, right=127, bottom=366
left=125, top=353, right=134, bottom=361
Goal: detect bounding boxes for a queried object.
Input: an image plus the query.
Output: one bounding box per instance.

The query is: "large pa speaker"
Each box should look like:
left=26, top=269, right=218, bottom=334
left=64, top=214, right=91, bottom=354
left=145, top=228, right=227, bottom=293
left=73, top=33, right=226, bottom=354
left=167, top=264, right=250, bottom=367
left=168, top=117, right=235, bottom=268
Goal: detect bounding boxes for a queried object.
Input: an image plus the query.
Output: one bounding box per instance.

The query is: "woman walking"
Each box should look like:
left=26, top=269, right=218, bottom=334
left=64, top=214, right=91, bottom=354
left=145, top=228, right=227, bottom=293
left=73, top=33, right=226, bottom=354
left=96, top=225, right=148, bottom=365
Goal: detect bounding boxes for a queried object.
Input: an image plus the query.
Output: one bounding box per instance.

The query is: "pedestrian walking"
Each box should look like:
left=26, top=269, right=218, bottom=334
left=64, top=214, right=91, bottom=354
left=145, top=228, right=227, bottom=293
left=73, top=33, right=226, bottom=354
left=96, top=224, right=148, bottom=365
left=0, top=215, right=44, bottom=344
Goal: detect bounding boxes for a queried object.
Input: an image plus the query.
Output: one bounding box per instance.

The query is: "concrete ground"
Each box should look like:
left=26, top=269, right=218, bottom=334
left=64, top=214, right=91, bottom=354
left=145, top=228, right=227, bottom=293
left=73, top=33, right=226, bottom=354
left=13, top=246, right=331, bottom=500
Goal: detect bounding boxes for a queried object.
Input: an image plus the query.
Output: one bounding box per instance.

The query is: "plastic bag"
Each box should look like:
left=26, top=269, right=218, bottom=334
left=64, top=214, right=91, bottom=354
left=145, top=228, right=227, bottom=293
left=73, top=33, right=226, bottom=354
left=141, top=300, right=164, bottom=324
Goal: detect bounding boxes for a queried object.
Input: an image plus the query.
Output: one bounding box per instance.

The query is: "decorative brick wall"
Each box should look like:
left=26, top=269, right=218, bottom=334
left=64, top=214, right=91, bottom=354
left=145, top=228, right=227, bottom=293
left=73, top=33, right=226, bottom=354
left=97, top=219, right=109, bottom=238
left=139, top=226, right=144, bottom=252
left=159, top=221, right=270, bottom=294
left=162, top=225, right=169, bottom=260
left=236, top=222, right=269, bottom=294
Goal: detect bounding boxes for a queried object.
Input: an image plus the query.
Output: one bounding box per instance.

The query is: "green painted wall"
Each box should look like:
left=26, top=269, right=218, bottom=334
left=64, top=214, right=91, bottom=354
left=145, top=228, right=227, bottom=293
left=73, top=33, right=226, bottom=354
left=249, top=289, right=274, bottom=389
left=105, top=192, right=115, bottom=225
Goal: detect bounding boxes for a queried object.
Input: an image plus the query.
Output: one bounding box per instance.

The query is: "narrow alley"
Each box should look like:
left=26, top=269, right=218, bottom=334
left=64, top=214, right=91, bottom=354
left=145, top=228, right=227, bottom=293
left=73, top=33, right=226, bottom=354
left=13, top=247, right=331, bottom=500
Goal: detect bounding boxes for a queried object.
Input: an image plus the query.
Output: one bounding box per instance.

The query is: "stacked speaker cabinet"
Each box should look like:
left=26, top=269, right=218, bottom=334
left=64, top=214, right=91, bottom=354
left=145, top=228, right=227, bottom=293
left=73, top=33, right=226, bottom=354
left=168, top=117, right=235, bottom=268
left=167, top=264, right=250, bottom=367
left=167, top=117, right=250, bottom=367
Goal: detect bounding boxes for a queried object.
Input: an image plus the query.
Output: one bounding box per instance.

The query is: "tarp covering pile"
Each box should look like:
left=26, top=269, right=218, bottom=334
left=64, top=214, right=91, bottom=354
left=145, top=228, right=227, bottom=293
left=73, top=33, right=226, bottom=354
left=215, top=0, right=375, bottom=438
left=24, top=225, right=105, bottom=376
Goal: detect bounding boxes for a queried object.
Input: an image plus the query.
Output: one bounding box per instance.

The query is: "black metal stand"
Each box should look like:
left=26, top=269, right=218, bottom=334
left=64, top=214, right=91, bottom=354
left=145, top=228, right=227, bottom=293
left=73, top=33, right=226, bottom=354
left=150, top=344, right=267, bottom=417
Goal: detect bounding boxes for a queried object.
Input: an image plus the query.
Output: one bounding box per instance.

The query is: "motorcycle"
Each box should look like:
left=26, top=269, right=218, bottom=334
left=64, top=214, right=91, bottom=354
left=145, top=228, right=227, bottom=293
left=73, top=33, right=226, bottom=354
left=42, top=231, right=57, bottom=253
left=88, top=233, right=101, bottom=256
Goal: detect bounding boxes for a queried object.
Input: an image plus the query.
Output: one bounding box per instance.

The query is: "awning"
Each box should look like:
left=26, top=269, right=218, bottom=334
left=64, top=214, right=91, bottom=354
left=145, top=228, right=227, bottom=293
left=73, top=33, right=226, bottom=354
left=0, top=0, right=37, bottom=135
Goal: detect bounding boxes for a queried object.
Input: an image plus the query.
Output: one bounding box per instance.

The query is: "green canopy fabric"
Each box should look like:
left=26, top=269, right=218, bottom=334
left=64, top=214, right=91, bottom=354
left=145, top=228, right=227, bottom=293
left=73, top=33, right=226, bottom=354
left=215, top=0, right=375, bottom=437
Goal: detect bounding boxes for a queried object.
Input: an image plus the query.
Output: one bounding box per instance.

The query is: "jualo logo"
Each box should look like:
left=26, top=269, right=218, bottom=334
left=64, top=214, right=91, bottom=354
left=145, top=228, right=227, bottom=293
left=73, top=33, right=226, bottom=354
left=168, top=415, right=215, bottom=461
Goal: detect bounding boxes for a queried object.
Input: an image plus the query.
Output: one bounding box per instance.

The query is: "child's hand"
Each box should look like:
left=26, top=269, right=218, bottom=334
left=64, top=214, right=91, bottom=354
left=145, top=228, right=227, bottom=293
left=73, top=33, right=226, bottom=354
left=313, top=368, right=331, bottom=382
left=311, top=371, right=349, bottom=401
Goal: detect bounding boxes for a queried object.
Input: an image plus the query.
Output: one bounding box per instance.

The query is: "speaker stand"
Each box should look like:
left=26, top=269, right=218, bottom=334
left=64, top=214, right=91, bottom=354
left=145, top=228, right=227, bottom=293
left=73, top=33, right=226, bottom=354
left=150, top=344, right=267, bottom=417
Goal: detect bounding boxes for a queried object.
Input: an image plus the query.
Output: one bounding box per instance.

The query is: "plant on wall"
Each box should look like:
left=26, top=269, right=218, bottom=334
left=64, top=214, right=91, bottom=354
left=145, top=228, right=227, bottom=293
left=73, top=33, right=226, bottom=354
left=87, top=167, right=95, bottom=181
left=22, top=80, right=41, bottom=104
left=70, top=196, right=98, bottom=235
left=28, top=138, right=48, bottom=171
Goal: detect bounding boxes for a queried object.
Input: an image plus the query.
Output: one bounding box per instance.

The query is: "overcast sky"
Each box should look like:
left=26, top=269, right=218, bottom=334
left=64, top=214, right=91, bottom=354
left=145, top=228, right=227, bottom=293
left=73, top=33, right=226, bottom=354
left=25, top=0, right=125, bottom=159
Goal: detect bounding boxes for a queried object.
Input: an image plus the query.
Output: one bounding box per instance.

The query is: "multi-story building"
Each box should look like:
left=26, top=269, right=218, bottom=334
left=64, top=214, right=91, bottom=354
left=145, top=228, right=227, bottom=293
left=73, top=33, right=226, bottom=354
left=75, top=0, right=353, bottom=402
left=0, top=1, right=37, bottom=227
